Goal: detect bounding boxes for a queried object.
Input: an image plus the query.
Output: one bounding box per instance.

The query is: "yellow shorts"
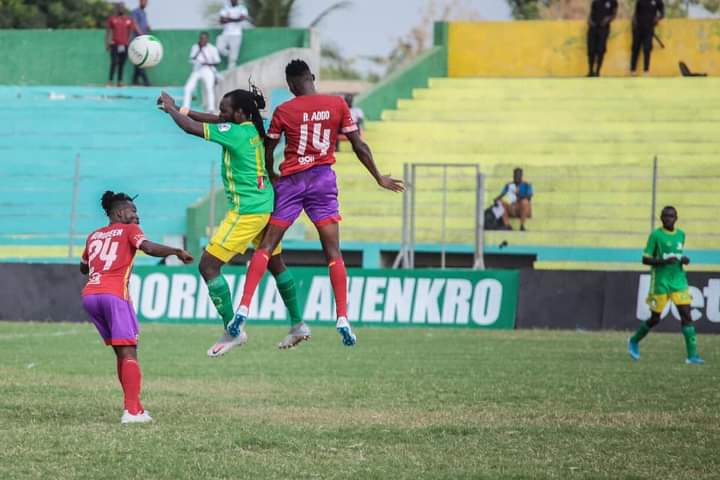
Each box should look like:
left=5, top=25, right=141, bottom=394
left=646, top=290, right=692, bottom=313
left=205, top=211, right=281, bottom=263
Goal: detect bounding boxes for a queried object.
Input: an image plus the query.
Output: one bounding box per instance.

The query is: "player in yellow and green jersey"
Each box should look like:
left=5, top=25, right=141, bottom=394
left=158, top=89, right=309, bottom=357
left=628, top=206, right=704, bottom=364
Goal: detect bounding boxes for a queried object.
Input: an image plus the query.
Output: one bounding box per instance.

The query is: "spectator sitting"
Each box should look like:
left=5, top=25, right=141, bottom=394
left=495, top=167, right=533, bottom=231
left=131, top=0, right=152, bottom=86
left=181, top=32, right=221, bottom=114
left=106, top=2, right=139, bottom=87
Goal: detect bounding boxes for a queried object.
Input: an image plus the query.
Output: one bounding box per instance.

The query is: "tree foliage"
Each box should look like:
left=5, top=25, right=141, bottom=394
left=366, top=0, right=483, bottom=76
left=506, top=0, right=547, bottom=19
left=243, top=0, right=295, bottom=27
left=0, top=0, right=114, bottom=28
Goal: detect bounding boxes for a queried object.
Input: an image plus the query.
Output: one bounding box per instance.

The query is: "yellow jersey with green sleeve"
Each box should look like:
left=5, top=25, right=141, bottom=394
left=203, top=121, right=274, bottom=214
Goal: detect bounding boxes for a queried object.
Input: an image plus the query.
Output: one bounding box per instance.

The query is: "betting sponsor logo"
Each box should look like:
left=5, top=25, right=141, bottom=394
left=636, top=274, right=720, bottom=323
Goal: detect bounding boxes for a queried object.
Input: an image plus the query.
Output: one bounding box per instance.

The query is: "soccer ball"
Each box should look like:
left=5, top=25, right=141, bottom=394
left=128, top=35, right=164, bottom=69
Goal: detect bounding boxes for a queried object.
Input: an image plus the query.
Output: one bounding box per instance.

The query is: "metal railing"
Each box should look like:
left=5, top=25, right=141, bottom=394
left=3, top=154, right=720, bottom=261
left=393, top=163, right=485, bottom=270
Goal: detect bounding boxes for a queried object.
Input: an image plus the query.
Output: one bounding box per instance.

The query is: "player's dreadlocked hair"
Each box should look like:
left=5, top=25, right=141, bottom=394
left=101, top=191, right=134, bottom=216
left=285, top=59, right=311, bottom=78
left=224, top=87, right=267, bottom=139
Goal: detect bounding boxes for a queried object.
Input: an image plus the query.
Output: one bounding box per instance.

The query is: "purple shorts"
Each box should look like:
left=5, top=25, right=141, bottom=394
left=82, top=294, right=139, bottom=346
left=270, top=165, right=342, bottom=227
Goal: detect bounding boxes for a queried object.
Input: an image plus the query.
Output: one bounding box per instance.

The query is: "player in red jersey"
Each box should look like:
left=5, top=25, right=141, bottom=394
left=80, top=191, right=193, bottom=424
left=229, top=59, right=403, bottom=346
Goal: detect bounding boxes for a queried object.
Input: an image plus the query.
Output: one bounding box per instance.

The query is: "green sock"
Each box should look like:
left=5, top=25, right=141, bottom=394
left=275, top=269, right=302, bottom=326
left=631, top=322, right=651, bottom=344
left=206, top=275, right=234, bottom=328
left=681, top=324, right=698, bottom=358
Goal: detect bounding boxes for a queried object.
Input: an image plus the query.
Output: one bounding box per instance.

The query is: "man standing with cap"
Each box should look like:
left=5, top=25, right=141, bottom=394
left=587, top=0, right=618, bottom=77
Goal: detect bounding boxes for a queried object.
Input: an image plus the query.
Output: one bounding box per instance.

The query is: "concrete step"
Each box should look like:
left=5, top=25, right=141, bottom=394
left=383, top=108, right=720, bottom=123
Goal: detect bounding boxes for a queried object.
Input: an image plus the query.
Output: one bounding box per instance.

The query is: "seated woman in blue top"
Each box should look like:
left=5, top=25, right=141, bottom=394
left=495, top=167, right=533, bottom=231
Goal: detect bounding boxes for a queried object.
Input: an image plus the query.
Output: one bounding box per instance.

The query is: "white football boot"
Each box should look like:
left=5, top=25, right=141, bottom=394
left=278, top=322, right=312, bottom=349
left=336, top=317, right=356, bottom=347
left=207, top=330, right=248, bottom=358
left=121, top=410, right=153, bottom=424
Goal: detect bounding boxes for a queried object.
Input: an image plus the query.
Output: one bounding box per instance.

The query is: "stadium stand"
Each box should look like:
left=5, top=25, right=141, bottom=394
left=4, top=78, right=720, bottom=270
left=0, top=85, right=303, bottom=262
left=0, top=25, right=320, bottom=262
left=334, top=77, right=720, bottom=270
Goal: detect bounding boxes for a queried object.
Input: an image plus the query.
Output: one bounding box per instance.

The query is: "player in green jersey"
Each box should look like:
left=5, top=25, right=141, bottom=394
left=628, top=206, right=704, bottom=364
left=158, top=89, right=309, bottom=357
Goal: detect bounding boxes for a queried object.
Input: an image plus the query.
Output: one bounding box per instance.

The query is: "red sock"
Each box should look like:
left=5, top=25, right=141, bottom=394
left=328, top=257, right=348, bottom=319
left=241, top=249, right=270, bottom=307
left=119, top=357, right=143, bottom=415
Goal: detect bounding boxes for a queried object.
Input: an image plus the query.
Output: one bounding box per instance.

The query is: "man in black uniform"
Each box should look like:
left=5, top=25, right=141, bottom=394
left=631, top=0, right=665, bottom=76
left=587, top=0, right=618, bottom=77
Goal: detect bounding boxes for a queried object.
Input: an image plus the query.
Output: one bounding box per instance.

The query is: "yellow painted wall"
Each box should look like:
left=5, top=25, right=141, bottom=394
left=448, top=19, right=720, bottom=77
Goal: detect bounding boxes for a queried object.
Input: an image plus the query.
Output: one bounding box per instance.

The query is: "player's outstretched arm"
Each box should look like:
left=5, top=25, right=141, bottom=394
left=186, top=110, right=222, bottom=123
left=157, top=91, right=204, bottom=137
left=140, top=241, right=194, bottom=264
left=346, top=131, right=404, bottom=193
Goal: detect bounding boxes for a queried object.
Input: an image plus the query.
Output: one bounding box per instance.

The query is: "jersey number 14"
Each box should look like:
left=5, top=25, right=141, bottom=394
left=297, top=122, right=331, bottom=158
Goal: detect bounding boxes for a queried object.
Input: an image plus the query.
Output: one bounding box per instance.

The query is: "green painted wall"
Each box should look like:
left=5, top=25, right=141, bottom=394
left=356, top=22, right=448, bottom=121
left=0, top=28, right=310, bottom=86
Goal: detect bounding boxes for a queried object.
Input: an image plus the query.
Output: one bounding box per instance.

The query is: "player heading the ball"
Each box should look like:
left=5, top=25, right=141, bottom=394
left=233, top=59, right=404, bottom=348
left=158, top=88, right=308, bottom=356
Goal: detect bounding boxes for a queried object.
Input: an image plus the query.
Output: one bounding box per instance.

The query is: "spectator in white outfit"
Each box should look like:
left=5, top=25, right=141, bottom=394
left=217, top=0, right=248, bottom=69
left=182, top=32, right=221, bottom=113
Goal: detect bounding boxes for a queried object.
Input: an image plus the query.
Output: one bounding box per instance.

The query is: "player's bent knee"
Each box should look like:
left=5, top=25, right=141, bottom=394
left=199, top=251, right=223, bottom=280
left=267, top=254, right=286, bottom=275
left=259, top=225, right=287, bottom=252
left=647, top=315, right=661, bottom=328
left=114, top=345, right=137, bottom=359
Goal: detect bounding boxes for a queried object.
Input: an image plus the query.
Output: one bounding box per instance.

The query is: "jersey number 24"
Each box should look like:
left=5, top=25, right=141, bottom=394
left=88, top=238, right=119, bottom=271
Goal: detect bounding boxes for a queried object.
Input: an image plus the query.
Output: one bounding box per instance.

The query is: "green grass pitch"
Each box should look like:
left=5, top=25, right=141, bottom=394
left=1, top=322, right=719, bottom=479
